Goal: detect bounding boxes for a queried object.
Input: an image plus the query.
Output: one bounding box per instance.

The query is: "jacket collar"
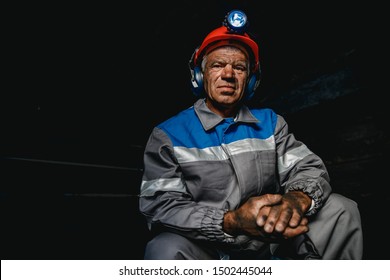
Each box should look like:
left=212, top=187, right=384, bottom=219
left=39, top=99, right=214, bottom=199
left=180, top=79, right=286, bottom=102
left=194, top=99, right=259, bottom=131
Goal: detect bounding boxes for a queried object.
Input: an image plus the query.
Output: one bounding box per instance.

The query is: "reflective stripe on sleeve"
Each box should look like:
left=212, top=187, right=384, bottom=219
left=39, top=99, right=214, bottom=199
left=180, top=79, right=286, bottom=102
left=140, top=178, right=186, bottom=197
left=278, top=144, right=313, bottom=174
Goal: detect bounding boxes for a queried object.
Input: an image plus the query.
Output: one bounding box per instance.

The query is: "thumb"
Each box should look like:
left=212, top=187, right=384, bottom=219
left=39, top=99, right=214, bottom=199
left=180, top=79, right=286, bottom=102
left=260, top=193, right=283, bottom=206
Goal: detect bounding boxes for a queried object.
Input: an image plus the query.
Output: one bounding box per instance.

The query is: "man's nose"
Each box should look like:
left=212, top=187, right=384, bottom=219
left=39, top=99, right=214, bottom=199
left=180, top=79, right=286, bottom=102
left=221, top=64, right=234, bottom=78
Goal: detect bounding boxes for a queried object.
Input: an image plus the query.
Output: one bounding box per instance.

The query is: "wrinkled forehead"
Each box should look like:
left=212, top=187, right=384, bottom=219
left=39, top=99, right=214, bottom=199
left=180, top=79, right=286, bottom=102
left=204, top=40, right=249, bottom=59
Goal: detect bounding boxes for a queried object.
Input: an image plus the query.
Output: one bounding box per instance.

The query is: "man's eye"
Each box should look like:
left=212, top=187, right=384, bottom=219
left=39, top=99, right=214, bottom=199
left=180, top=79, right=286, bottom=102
left=234, top=65, right=247, bottom=72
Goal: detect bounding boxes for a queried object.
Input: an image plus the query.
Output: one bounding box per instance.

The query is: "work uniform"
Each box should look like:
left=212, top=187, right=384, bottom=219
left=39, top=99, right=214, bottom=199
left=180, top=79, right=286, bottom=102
left=139, top=98, right=363, bottom=259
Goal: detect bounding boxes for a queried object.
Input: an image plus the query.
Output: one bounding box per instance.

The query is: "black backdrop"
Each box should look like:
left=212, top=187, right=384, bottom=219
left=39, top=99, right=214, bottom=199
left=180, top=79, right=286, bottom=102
left=2, top=1, right=388, bottom=259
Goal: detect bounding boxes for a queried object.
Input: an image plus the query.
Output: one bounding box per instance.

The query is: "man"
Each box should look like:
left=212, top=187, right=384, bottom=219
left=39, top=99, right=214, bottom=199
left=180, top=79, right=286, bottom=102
left=139, top=10, right=363, bottom=259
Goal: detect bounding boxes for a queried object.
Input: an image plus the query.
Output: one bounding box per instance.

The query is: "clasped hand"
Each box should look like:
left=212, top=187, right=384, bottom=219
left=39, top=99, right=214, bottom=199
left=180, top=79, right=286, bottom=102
left=224, top=192, right=311, bottom=241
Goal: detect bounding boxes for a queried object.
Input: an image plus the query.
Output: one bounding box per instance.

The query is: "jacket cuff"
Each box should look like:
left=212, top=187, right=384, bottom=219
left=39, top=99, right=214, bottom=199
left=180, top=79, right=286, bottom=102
left=285, top=179, right=324, bottom=216
left=200, top=208, right=235, bottom=243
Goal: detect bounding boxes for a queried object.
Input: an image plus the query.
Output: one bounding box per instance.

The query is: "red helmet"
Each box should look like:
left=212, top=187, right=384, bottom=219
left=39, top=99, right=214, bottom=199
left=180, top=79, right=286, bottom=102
left=193, top=25, right=260, bottom=73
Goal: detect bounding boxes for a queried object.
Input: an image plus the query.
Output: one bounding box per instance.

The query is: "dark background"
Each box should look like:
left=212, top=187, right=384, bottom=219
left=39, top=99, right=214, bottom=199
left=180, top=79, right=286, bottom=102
left=2, top=1, right=388, bottom=259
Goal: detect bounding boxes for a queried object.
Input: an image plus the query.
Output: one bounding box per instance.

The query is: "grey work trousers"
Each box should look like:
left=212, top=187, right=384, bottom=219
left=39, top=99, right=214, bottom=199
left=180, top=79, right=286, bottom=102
left=144, top=193, right=363, bottom=260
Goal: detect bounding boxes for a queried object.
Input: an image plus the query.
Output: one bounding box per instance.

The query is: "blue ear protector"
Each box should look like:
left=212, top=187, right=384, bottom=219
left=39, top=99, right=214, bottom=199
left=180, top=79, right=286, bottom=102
left=245, top=64, right=261, bottom=101
left=188, top=48, right=205, bottom=98
left=188, top=48, right=261, bottom=100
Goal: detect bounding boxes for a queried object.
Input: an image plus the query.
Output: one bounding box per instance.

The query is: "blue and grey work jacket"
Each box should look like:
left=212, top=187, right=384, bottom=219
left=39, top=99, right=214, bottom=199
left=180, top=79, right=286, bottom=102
left=139, top=98, right=331, bottom=246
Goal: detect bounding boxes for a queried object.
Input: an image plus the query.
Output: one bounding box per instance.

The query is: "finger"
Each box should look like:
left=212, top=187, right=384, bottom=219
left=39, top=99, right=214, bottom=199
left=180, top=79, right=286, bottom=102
left=283, top=224, right=309, bottom=239
left=256, top=206, right=271, bottom=227
left=274, top=207, right=293, bottom=233
left=263, top=204, right=282, bottom=234
left=255, top=194, right=283, bottom=228
left=300, top=217, right=308, bottom=226
left=287, top=211, right=303, bottom=228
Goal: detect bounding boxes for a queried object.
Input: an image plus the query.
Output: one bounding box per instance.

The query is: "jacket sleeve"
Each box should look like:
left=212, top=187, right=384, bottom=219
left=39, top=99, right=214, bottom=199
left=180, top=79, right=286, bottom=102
left=274, top=114, right=332, bottom=216
left=139, top=127, right=234, bottom=243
